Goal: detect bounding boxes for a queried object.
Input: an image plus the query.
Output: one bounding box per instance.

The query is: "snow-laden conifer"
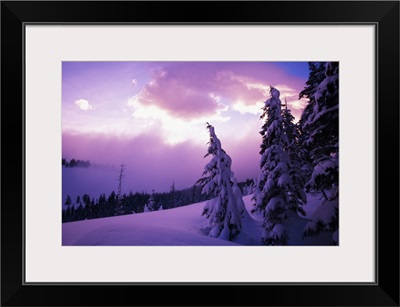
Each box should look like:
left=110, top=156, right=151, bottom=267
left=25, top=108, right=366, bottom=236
left=145, top=189, right=156, bottom=212
left=252, top=87, right=296, bottom=245
left=281, top=99, right=307, bottom=216
left=298, top=62, right=326, bottom=183
left=301, top=62, right=338, bottom=198
left=197, top=123, right=243, bottom=241
left=299, top=62, right=339, bottom=243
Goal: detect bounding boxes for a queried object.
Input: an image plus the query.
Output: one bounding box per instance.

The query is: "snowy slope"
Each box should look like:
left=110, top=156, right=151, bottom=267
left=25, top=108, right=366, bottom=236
left=63, top=195, right=261, bottom=246
left=63, top=195, right=332, bottom=246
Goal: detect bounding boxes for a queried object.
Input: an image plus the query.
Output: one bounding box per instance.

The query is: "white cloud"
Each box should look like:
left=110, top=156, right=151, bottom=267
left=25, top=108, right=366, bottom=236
left=245, top=82, right=270, bottom=96
left=132, top=79, right=137, bottom=86
left=209, top=92, right=221, bottom=103
left=75, top=99, right=95, bottom=111
left=274, top=84, right=297, bottom=92
left=232, top=101, right=263, bottom=115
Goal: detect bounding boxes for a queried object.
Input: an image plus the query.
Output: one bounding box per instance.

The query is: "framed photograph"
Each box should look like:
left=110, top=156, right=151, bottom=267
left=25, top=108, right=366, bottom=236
left=1, top=1, right=399, bottom=306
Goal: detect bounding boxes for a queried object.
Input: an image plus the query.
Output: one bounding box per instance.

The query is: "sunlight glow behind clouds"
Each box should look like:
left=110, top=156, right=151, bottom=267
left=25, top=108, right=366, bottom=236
left=289, top=98, right=308, bottom=110
left=127, top=95, right=230, bottom=146
left=63, top=62, right=311, bottom=178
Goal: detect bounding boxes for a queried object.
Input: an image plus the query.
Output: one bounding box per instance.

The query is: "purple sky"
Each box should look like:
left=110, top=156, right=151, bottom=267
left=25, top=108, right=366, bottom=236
left=62, top=62, right=309, bottom=192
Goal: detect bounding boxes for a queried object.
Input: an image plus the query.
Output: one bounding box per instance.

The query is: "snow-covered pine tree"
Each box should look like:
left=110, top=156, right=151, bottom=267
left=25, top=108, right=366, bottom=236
left=300, top=62, right=339, bottom=244
left=241, top=178, right=256, bottom=196
left=197, top=123, right=242, bottom=241
left=298, top=62, right=327, bottom=183
left=232, top=178, right=249, bottom=219
left=302, top=62, right=338, bottom=198
left=281, top=98, right=307, bottom=216
left=146, top=189, right=156, bottom=212
left=299, top=62, right=326, bottom=106
left=252, top=86, right=294, bottom=245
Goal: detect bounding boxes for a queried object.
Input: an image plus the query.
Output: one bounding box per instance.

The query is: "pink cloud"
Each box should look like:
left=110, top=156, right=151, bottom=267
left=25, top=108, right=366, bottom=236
left=131, top=62, right=306, bottom=120
left=132, top=66, right=222, bottom=118
left=213, top=70, right=266, bottom=104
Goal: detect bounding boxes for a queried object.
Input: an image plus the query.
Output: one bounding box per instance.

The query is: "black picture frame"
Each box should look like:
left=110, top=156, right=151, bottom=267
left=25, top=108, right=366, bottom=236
left=1, top=1, right=399, bottom=306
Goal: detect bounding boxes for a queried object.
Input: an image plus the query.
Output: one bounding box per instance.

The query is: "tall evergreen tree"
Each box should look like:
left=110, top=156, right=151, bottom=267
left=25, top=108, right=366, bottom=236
left=299, top=62, right=326, bottom=103
left=281, top=99, right=307, bottom=216
left=301, top=62, right=339, bottom=200
left=298, top=62, right=327, bottom=182
left=299, top=62, right=339, bottom=244
left=197, top=123, right=242, bottom=241
left=252, top=86, right=295, bottom=245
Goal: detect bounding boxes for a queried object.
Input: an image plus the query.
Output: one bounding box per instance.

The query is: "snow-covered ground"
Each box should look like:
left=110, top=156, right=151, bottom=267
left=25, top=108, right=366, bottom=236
left=62, top=194, right=333, bottom=246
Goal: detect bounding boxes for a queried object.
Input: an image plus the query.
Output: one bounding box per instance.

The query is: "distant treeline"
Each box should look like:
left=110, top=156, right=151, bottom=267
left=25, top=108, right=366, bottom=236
left=62, top=158, right=90, bottom=168
left=62, top=179, right=255, bottom=223
left=63, top=185, right=208, bottom=223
